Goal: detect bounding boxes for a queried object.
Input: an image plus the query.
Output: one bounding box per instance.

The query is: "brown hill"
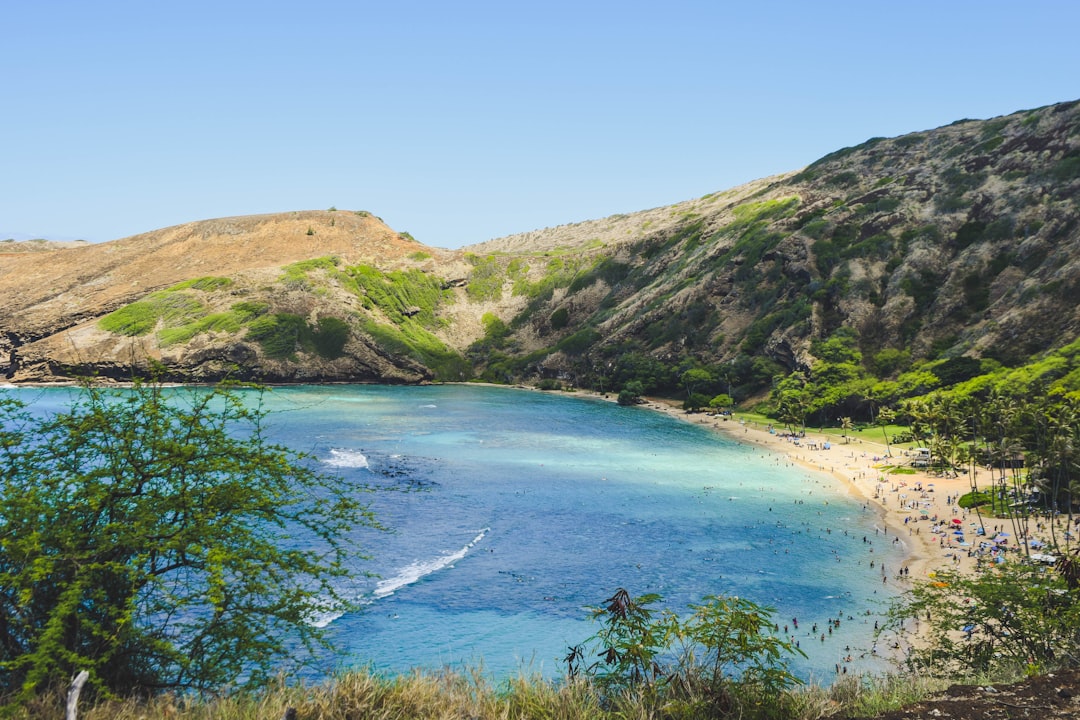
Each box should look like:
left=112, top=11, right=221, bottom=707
left=0, top=210, right=472, bottom=382
left=2, top=210, right=432, bottom=338
left=2, top=100, right=1078, bottom=391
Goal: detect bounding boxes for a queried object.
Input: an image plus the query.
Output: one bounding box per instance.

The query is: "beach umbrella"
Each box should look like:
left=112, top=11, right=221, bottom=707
left=952, top=518, right=962, bottom=525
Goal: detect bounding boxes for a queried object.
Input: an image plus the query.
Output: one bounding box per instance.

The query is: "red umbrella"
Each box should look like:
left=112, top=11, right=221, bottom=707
left=952, top=518, right=962, bottom=525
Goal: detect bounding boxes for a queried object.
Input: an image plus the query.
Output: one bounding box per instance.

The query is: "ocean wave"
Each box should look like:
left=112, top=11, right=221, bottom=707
left=308, top=604, right=347, bottom=629
left=323, top=448, right=370, bottom=469
left=309, top=528, right=491, bottom=628
left=373, top=527, right=489, bottom=599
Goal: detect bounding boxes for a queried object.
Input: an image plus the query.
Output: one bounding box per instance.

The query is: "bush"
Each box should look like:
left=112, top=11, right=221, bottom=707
left=709, top=393, right=734, bottom=411
left=556, top=328, right=601, bottom=356
left=312, top=316, right=350, bottom=359
left=617, top=380, right=645, bottom=406
left=684, top=392, right=712, bottom=412
left=0, top=381, right=376, bottom=703
left=99, top=291, right=205, bottom=337
left=549, top=307, right=570, bottom=330
left=888, top=564, right=1080, bottom=677
left=348, top=265, right=451, bottom=327
left=246, top=313, right=310, bottom=359
left=465, top=255, right=505, bottom=302
left=361, top=319, right=471, bottom=381
left=571, top=589, right=805, bottom=715
left=958, top=490, right=992, bottom=509
left=173, top=276, right=234, bottom=292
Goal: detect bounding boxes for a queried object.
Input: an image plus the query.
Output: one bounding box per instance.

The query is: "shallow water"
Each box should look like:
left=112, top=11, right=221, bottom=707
left=6, top=383, right=907, bottom=682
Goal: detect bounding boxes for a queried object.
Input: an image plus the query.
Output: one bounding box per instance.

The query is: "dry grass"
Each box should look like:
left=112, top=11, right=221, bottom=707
left=6, top=667, right=950, bottom=720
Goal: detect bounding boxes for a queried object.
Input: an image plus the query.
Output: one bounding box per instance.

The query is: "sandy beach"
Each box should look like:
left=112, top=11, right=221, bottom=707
left=626, top=396, right=987, bottom=586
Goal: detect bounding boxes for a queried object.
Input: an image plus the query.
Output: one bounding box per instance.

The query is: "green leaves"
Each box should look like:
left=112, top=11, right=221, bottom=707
left=681, top=595, right=806, bottom=695
left=888, top=565, right=1080, bottom=677
left=574, top=588, right=804, bottom=714
left=0, top=380, right=378, bottom=704
left=583, top=589, right=675, bottom=693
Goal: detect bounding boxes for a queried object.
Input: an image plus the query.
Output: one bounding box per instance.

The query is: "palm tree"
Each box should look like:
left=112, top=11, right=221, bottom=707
left=905, top=398, right=931, bottom=447
left=1029, top=398, right=1080, bottom=551
left=877, top=407, right=896, bottom=457
left=841, top=416, right=853, bottom=443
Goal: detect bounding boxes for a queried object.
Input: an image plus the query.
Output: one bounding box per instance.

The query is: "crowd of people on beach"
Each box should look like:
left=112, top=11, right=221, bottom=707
left=640, top=400, right=1079, bottom=675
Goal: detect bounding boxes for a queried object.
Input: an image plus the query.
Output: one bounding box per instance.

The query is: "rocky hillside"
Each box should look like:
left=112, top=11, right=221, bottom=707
left=0, top=210, right=472, bottom=382
left=1, top=100, right=1078, bottom=389
left=462, top=99, right=1080, bottom=393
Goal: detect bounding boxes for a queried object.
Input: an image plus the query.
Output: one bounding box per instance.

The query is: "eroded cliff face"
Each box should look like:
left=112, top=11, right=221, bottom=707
left=0, top=211, right=475, bottom=383
left=2, top=100, right=1078, bottom=386
left=460, top=100, right=1080, bottom=385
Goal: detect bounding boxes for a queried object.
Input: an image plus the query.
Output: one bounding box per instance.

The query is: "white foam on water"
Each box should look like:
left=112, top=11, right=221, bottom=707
left=309, top=528, right=491, bottom=628
left=323, top=448, right=370, bottom=469
left=308, top=604, right=346, bottom=629
left=373, top=527, right=489, bottom=599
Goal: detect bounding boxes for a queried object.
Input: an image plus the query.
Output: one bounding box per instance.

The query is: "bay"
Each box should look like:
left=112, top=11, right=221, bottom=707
left=4, top=383, right=906, bottom=683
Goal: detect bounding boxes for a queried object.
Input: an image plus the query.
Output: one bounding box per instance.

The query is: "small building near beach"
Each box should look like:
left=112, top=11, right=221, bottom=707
left=912, top=448, right=931, bottom=468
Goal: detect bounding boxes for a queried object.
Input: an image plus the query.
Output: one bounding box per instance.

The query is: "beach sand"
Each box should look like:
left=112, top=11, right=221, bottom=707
left=634, top=397, right=981, bottom=585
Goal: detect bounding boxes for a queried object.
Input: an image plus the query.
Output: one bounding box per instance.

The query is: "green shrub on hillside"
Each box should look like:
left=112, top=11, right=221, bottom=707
left=465, top=255, right=505, bottom=302
left=361, top=319, right=469, bottom=380
left=709, top=197, right=799, bottom=281
left=556, top=328, right=601, bottom=355
left=348, top=264, right=450, bottom=326
left=158, top=312, right=244, bottom=346
left=99, top=290, right=205, bottom=336
left=172, top=276, right=234, bottom=292
left=246, top=313, right=312, bottom=359
left=514, top=256, right=592, bottom=299
left=244, top=313, right=353, bottom=361
left=281, top=256, right=343, bottom=290
left=100, top=275, right=267, bottom=345
left=157, top=301, right=269, bottom=347
left=313, top=317, right=350, bottom=358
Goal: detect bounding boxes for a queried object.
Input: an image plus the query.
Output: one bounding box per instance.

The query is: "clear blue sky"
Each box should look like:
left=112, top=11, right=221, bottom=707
left=3, top=1, right=1078, bottom=248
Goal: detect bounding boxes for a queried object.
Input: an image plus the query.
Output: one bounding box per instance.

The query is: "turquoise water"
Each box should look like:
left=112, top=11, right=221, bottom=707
left=5, top=383, right=906, bottom=682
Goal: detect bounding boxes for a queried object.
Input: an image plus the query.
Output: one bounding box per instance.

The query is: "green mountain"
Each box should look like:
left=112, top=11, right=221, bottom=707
left=2, top=100, right=1078, bottom=408
left=463, top=100, right=1080, bottom=402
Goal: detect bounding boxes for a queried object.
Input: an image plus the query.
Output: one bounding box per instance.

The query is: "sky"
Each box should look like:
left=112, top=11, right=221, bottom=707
left=3, top=1, right=1079, bottom=248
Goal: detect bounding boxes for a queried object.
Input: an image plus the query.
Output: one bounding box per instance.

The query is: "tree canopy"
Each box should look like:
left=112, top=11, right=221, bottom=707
left=0, top=380, right=377, bottom=704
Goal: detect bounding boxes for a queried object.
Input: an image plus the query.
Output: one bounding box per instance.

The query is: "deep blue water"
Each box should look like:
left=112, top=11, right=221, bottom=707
left=4, top=383, right=906, bottom=683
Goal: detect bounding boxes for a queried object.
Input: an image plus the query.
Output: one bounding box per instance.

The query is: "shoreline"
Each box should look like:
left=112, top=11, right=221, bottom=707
left=6, top=378, right=976, bottom=585
left=634, top=395, right=980, bottom=585
left=559, top=388, right=982, bottom=590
